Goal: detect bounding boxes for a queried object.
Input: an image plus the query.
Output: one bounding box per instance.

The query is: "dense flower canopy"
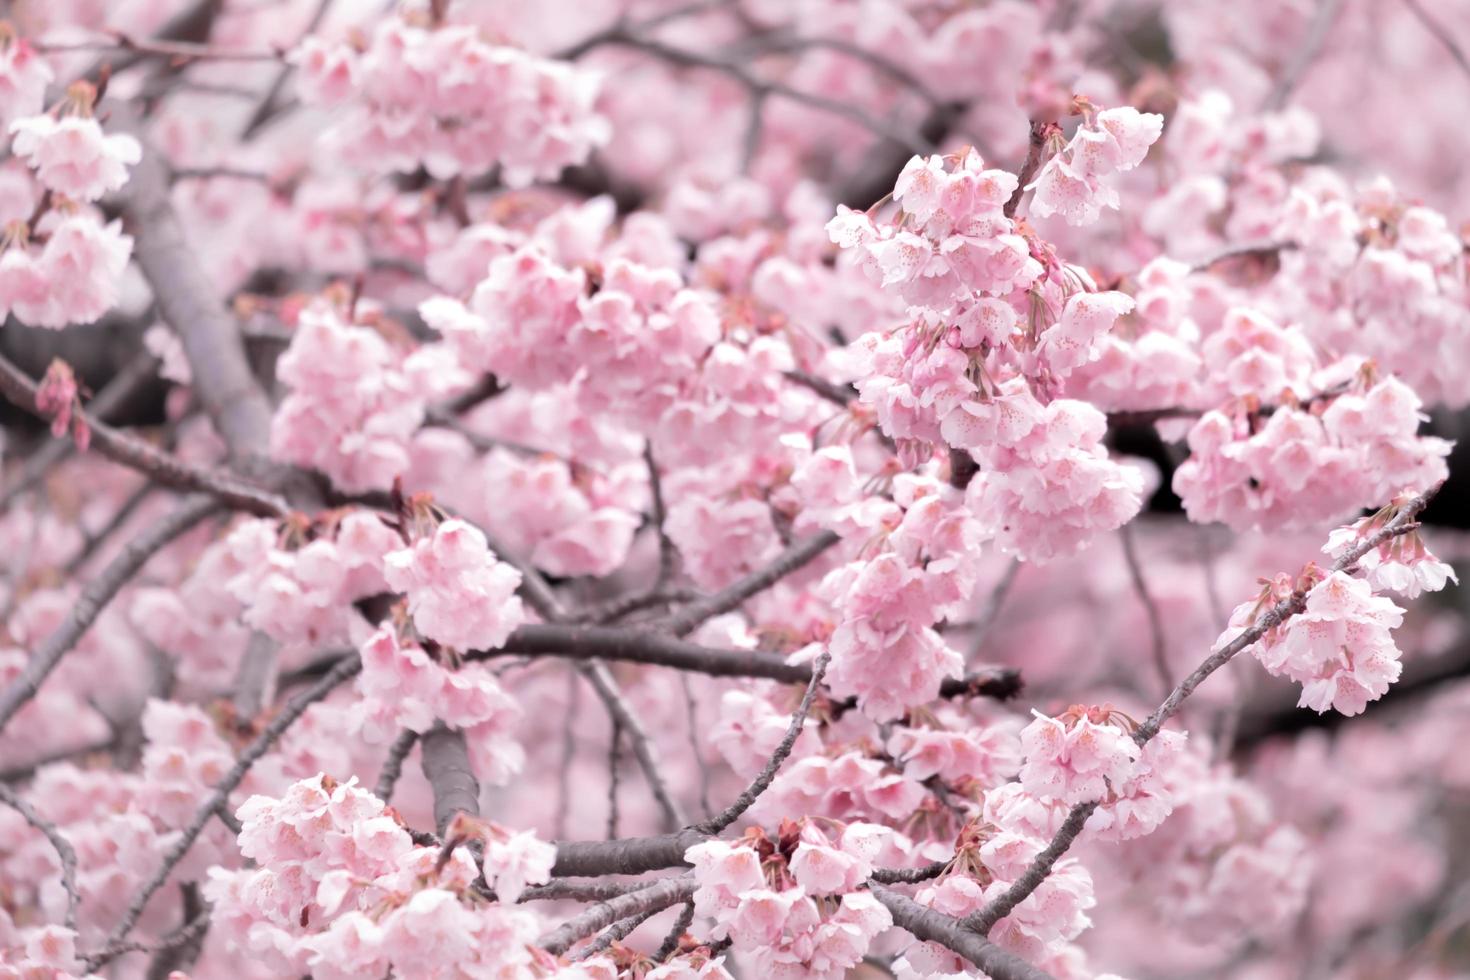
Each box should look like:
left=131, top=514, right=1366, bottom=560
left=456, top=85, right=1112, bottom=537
left=0, top=1, right=1468, bottom=979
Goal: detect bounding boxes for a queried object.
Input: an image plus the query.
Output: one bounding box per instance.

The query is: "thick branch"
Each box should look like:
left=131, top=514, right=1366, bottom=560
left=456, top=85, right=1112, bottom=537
left=486, top=622, right=1020, bottom=699
left=551, top=830, right=706, bottom=878
left=871, top=884, right=1057, bottom=980
left=420, top=724, right=480, bottom=835
left=115, top=115, right=276, bottom=468
left=538, top=874, right=696, bottom=956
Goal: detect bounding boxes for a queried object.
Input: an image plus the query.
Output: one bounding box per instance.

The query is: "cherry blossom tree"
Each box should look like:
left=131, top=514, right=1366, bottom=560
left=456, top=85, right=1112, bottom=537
left=0, top=1, right=1468, bottom=978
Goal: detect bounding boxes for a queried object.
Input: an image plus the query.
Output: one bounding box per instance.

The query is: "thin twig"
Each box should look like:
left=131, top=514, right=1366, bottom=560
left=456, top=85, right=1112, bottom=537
left=653, top=900, right=695, bottom=961
left=679, top=673, right=712, bottom=818
left=660, top=530, right=840, bottom=635
left=571, top=904, right=663, bottom=960
left=695, top=649, right=829, bottom=835
left=963, top=488, right=1439, bottom=937
left=606, top=715, right=623, bottom=840
left=1404, top=0, right=1470, bottom=81
left=89, top=908, right=211, bottom=968
left=564, top=30, right=933, bottom=152
left=0, top=356, right=287, bottom=517
left=0, top=783, right=80, bottom=930
left=0, top=496, right=219, bottom=732
left=1263, top=0, right=1348, bottom=110
left=966, top=558, right=1021, bottom=662
left=555, top=670, right=581, bottom=840
left=87, top=653, right=362, bottom=969
left=64, top=482, right=155, bottom=575
left=0, top=350, right=159, bottom=514
left=374, top=729, right=419, bottom=803
left=582, top=662, right=687, bottom=831
left=1005, top=119, right=1051, bottom=220
left=644, top=442, right=678, bottom=588
left=1120, top=521, right=1171, bottom=693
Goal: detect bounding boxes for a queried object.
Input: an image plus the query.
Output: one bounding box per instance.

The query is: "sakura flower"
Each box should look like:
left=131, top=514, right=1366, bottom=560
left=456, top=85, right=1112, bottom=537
left=10, top=114, right=141, bottom=202
left=384, top=519, right=526, bottom=652
left=1019, top=704, right=1141, bottom=804
left=483, top=828, right=555, bottom=904
left=0, top=29, right=50, bottom=129
left=1029, top=104, right=1164, bottom=226
left=1324, top=499, right=1458, bottom=599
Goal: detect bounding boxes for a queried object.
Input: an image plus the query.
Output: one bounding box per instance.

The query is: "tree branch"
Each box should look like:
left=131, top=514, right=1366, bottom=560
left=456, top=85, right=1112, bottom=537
left=87, top=652, right=362, bottom=969
left=0, top=354, right=289, bottom=517
left=538, top=873, right=696, bottom=956
left=0, top=495, right=219, bottom=733
left=962, top=488, right=1439, bottom=936
left=0, top=782, right=80, bottom=931
left=694, top=649, right=829, bottom=835
left=1119, top=521, right=1171, bottom=692
left=420, top=724, right=480, bottom=835
left=659, top=530, right=840, bottom=636
left=581, top=662, right=687, bottom=832
left=870, top=884, right=1057, bottom=980
left=374, top=729, right=419, bottom=803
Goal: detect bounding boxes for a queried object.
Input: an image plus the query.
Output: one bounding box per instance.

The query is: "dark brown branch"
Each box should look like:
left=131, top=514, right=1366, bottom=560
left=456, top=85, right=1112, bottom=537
left=538, top=874, right=696, bottom=956
left=871, top=884, right=1057, bottom=980
left=420, top=724, right=480, bottom=835
left=0, top=496, right=219, bottom=732
left=653, top=900, right=695, bottom=961
left=871, top=859, right=950, bottom=884
left=660, top=530, right=840, bottom=635
left=0, top=354, right=289, bottom=517
left=784, top=369, right=856, bottom=406
left=486, top=622, right=1021, bottom=700
left=1004, top=120, right=1051, bottom=220
left=0, top=782, right=80, bottom=930
left=374, top=729, right=419, bottom=803
left=694, top=649, right=830, bottom=834
left=1120, top=521, right=1171, bottom=693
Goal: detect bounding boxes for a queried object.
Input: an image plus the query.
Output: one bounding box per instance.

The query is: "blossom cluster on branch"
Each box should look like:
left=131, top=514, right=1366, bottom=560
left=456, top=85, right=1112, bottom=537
left=0, top=1, right=1467, bottom=979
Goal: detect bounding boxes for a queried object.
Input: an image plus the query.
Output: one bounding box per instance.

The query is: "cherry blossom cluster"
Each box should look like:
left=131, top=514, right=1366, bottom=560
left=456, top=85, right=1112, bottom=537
left=292, top=12, right=608, bottom=185
left=271, top=297, right=468, bottom=493
left=807, top=471, right=978, bottom=719
left=685, top=824, right=893, bottom=978
left=0, top=1, right=1468, bottom=978
left=206, top=774, right=549, bottom=979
